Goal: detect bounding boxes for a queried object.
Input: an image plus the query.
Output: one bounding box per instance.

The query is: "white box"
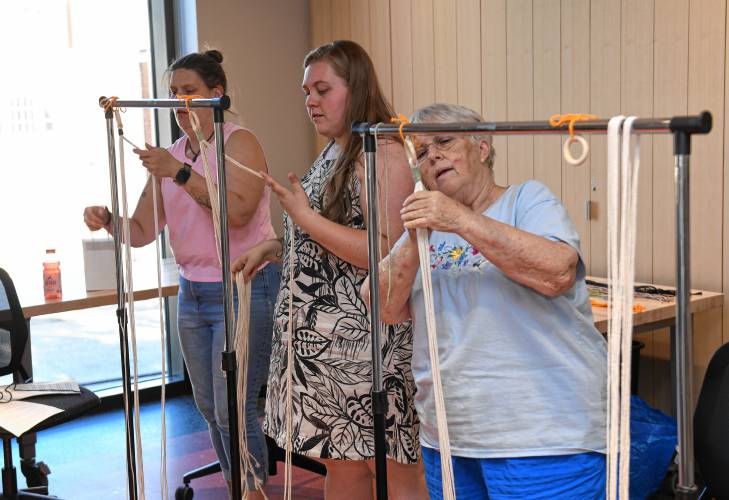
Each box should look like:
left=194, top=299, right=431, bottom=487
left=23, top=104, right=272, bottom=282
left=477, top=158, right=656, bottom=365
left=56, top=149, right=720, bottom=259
left=82, top=239, right=117, bottom=291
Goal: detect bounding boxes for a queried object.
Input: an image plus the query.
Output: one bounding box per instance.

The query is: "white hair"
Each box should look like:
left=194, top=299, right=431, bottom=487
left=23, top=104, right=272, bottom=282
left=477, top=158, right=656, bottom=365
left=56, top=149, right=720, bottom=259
left=410, top=103, right=495, bottom=169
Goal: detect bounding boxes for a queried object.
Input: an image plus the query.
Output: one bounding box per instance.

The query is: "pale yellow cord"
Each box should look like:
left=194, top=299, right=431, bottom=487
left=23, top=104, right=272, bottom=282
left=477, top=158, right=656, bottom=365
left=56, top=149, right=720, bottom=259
left=400, top=131, right=456, bottom=500
left=284, top=221, right=295, bottom=500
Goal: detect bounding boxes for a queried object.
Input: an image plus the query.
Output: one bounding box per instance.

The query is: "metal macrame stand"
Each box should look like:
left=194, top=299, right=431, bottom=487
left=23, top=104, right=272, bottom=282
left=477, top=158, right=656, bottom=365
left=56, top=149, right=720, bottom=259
left=100, top=96, right=244, bottom=500
left=354, top=111, right=712, bottom=500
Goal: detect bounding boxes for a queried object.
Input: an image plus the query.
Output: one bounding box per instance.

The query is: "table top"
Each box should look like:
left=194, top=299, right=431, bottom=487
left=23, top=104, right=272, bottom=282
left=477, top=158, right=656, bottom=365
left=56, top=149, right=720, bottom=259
left=19, top=259, right=180, bottom=318
left=18, top=268, right=724, bottom=333
left=587, top=276, right=724, bottom=334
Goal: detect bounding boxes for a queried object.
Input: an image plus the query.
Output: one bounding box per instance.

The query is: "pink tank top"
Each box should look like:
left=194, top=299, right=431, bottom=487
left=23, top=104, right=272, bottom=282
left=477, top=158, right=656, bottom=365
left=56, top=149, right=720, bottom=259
left=162, top=122, right=276, bottom=282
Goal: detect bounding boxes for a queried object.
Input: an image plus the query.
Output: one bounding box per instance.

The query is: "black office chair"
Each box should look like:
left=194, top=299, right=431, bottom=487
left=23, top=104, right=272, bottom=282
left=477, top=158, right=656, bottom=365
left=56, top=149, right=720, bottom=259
left=0, top=267, right=100, bottom=500
left=694, top=341, right=729, bottom=500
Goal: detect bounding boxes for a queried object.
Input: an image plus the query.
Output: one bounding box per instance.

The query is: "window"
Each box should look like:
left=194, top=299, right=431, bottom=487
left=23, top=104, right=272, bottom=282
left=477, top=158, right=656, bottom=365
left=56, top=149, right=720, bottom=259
left=0, top=0, right=182, bottom=392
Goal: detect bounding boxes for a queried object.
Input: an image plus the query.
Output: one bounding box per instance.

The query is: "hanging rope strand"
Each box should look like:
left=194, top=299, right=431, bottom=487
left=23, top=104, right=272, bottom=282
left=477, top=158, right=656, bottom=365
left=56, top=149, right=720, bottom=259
left=618, top=116, right=639, bottom=500
left=606, top=116, right=639, bottom=500
left=392, top=114, right=456, bottom=500
left=113, top=110, right=147, bottom=500
left=606, top=116, right=623, bottom=500
left=183, top=101, right=267, bottom=491
left=284, top=221, right=295, bottom=500
left=115, top=132, right=170, bottom=498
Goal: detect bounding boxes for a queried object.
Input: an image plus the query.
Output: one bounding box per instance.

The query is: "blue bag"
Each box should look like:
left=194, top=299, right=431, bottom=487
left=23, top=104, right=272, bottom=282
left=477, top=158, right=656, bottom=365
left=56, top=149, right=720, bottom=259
left=630, top=395, right=677, bottom=499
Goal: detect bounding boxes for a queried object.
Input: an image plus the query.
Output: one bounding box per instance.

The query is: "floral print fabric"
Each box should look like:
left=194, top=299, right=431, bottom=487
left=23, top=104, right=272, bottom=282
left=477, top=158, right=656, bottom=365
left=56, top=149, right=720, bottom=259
left=263, top=145, right=420, bottom=463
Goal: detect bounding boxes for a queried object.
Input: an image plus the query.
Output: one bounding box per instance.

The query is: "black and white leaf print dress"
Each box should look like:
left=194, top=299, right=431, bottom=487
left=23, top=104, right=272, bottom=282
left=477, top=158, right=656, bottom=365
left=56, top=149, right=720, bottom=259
left=263, top=144, right=420, bottom=463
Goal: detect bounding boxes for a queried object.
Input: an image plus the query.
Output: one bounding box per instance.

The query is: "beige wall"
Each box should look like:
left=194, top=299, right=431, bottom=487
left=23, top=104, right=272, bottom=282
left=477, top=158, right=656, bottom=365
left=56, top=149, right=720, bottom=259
left=310, top=0, right=728, bottom=412
left=196, top=0, right=314, bottom=235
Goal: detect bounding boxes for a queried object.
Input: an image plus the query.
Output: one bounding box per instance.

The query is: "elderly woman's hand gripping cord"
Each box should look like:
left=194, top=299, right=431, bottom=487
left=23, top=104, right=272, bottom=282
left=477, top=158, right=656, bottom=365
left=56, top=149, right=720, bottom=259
left=400, top=189, right=471, bottom=233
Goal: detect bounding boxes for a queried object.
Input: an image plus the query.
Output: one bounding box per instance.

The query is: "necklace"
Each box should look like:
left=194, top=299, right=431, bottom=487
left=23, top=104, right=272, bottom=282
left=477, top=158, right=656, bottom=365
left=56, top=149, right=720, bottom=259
left=185, top=130, right=216, bottom=162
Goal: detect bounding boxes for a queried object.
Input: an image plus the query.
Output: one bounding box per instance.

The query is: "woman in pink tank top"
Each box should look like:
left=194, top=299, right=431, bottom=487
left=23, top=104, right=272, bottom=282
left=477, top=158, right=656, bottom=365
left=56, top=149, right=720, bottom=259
left=83, top=50, right=279, bottom=499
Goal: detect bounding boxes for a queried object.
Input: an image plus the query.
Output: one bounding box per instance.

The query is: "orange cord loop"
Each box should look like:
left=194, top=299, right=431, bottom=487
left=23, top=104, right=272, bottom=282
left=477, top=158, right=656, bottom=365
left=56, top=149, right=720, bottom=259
left=390, top=113, right=411, bottom=143
left=102, top=96, right=118, bottom=113
left=549, top=113, right=598, bottom=137
left=176, top=94, right=206, bottom=114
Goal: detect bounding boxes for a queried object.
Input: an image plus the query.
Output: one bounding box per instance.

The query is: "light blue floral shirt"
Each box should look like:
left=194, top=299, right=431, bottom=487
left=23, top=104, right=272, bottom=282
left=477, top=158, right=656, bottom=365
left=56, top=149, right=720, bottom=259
left=399, top=180, right=607, bottom=458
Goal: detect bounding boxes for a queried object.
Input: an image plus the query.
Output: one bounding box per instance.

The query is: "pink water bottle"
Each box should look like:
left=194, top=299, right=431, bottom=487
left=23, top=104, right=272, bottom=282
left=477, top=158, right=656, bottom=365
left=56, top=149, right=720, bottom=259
left=43, top=249, right=62, bottom=300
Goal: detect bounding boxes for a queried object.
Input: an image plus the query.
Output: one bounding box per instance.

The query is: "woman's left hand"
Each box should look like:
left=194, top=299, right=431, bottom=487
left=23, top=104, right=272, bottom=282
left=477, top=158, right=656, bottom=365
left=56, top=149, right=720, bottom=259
left=133, top=143, right=181, bottom=178
left=262, top=172, right=313, bottom=224
left=401, top=190, right=469, bottom=233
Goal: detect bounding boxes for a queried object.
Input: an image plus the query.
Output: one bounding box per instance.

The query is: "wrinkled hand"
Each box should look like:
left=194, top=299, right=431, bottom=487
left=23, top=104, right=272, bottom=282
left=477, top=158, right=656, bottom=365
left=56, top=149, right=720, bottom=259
left=400, top=190, right=468, bottom=233
left=83, top=205, right=110, bottom=231
left=262, top=172, right=312, bottom=224
left=133, top=143, right=180, bottom=178
left=231, top=239, right=279, bottom=282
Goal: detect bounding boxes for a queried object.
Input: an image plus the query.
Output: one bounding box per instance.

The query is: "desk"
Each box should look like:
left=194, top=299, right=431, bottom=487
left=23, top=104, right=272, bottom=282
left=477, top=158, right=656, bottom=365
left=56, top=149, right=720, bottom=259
left=18, top=260, right=180, bottom=319
left=587, top=276, right=724, bottom=335
left=11, top=259, right=179, bottom=480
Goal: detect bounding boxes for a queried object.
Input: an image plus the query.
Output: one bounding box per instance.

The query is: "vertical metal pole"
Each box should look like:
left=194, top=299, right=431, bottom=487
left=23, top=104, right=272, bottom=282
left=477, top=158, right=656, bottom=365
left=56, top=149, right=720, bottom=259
left=214, top=108, right=242, bottom=499
left=105, top=111, right=138, bottom=500
left=674, top=130, right=697, bottom=497
left=364, top=131, right=389, bottom=500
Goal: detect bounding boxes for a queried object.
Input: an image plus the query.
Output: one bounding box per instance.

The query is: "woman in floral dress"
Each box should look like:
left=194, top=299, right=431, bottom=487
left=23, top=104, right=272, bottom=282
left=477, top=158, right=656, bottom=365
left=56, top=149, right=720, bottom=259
left=232, top=40, right=427, bottom=499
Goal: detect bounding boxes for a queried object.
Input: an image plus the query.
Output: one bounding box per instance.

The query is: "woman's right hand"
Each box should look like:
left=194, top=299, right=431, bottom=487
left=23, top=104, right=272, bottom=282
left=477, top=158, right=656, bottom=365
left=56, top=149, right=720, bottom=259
left=232, top=238, right=282, bottom=282
left=84, top=206, right=111, bottom=231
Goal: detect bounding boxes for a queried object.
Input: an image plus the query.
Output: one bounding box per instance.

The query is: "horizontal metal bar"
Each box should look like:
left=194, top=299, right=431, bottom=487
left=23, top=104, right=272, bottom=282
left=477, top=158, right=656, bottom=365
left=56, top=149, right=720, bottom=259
left=99, top=95, right=231, bottom=110
left=352, top=111, right=711, bottom=137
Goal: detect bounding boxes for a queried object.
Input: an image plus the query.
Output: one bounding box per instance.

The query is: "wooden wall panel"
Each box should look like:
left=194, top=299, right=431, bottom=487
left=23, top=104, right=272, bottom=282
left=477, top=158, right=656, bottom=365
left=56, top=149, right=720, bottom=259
left=481, top=0, right=509, bottom=185
left=370, top=0, right=392, bottom=101
left=411, top=0, right=435, bottom=110
left=505, top=0, right=534, bottom=184
left=433, top=0, right=458, bottom=102
left=350, top=0, right=371, bottom=52
left=688, top=0, right=726, bottom=399
left=310, top=0, right=332, bottom=51
left=390, top=0, right=414, bottom=115
left=621, top=0, right=654, bottom=284
left=532, top=0, right=561, bottom=197
left=331, top=0, right=351, bottom=40
left=560, top=0, right=591, bottom=266
left=589, top=0, right=621, bottom=278
left=309, top=0, right=333, bottom=155
left=650, top=0, right=690, bottom=409
left=456, top=0, right=482, bottom=111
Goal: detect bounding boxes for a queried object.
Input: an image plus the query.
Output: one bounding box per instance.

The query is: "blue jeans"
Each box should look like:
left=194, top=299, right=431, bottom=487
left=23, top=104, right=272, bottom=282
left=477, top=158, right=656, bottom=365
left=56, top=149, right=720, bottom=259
left=177, top=263, right=281, bottom=486
left=422, top=446, right=606, bottom=500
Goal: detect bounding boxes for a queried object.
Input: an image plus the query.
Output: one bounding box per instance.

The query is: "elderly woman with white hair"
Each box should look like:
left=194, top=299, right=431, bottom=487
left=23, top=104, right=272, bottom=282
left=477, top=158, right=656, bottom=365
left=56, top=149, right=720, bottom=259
left=363, top=103, right=608, bottom=499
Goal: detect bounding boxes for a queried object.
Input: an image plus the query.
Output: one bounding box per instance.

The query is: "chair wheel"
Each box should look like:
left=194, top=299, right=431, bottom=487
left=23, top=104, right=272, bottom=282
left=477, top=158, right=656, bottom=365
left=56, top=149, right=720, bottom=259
left=21, top=459, right=50, bottom=487
left=175, top=485, right=194, bottom=500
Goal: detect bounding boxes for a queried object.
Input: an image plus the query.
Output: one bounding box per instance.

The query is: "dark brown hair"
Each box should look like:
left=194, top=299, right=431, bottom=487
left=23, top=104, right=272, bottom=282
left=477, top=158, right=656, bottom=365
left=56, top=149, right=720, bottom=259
left=168, top=49, right=227, bottom=93
left=304, top=40, right=395, bottom=224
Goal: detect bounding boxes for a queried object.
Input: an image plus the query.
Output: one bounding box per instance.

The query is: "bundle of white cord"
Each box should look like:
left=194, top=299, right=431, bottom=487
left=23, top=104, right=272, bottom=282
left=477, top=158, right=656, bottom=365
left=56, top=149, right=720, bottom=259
left=401, top=136, right=456, bottom=500
left=111, top=108, right=149, bottom=500
left=108, top=101, right=272, bottom=498
left=606, top=116, right=641, bottom=500
left=234, top=272, right=268, bottom=498
left=186, top=110, right=269, bottom=497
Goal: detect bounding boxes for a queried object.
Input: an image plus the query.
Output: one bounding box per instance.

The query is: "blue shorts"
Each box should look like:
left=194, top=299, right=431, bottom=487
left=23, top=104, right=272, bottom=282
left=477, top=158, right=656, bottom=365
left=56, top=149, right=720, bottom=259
left=422, top=447, right=606, bottom=500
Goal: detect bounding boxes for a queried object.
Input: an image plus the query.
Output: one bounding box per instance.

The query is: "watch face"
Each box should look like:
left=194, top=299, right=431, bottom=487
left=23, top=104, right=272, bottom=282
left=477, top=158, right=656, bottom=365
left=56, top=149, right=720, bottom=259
left=175, top=164, right=192, bottom=185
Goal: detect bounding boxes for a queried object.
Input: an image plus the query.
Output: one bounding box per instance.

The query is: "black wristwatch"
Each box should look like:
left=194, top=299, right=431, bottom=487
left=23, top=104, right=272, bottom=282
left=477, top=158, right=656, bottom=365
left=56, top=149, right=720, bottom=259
left=174, top=163, right=192, bottom=185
